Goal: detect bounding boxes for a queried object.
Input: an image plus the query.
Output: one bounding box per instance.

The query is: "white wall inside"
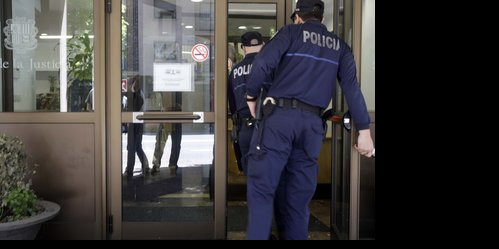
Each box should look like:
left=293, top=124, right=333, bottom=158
left=34, top=41, right=60, bottom=96
left=13, top=0, right=38, bottom=112
left=361, top=0, right=375, bottom=111
left=1, top=0, right=95, bottom=112
left=323, top=0, right=335, bottom=30
left=35, top=41, right=61, bottom=70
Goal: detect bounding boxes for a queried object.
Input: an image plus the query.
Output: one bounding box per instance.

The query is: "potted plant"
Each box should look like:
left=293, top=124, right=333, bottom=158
left=0, top=133, right=60, bottom=240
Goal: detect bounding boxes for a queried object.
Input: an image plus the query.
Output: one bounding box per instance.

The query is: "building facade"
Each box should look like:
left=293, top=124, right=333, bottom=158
left=0, top=0, right=375, bottom=240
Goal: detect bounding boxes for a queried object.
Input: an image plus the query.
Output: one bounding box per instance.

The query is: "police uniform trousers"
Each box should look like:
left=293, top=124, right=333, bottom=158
left=246, top=107, right=324, bottom=240
left=238, top=119, right=255, bottom=175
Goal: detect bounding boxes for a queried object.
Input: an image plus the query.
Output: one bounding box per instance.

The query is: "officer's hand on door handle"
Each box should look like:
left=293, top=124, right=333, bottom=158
left=328, top=111, right=375, bottom=158
left=355, top=129, right=375, bottom=158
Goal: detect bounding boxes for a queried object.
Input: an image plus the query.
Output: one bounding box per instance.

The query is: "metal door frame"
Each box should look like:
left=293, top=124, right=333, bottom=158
left=330, top=0, right=364, bottom=240
left=229, top=0, right=286, bottom=29
left=349, top=0, right=362, bottom=240
left=106, top=0, right=227, bottom=240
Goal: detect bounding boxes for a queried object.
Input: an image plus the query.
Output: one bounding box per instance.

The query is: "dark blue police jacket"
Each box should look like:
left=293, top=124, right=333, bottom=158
left=228, top=52, right=272, bottom=118
left=246, top=20, right=371, bottom=130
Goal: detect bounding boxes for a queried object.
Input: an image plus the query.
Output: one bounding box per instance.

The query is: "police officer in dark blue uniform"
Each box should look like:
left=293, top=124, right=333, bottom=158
left=228, top=31, right=271, bottom=175
left=244, top=0, right=375, bottom=240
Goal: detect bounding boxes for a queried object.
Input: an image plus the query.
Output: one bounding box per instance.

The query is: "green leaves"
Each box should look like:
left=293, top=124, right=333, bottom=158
left=4, top=187, right=39, bottom=222
left=67, top=31, right=94, bottom=86
left=0, top=133, right=39, bottom=223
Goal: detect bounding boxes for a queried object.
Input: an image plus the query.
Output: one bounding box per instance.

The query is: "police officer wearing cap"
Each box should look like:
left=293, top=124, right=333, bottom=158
left=228, top=31, right=272, bottom=175
left=244, top=0, right=375, bottom=240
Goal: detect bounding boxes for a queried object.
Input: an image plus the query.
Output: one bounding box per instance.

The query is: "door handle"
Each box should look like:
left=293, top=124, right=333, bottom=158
left=136, top=114, right=201, bottom=121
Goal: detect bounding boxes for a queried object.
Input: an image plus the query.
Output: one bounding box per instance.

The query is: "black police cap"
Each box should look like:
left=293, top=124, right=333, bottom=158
left=241, top=31, right=263, bottom=47
left=291, top=0, right=325, bottom=20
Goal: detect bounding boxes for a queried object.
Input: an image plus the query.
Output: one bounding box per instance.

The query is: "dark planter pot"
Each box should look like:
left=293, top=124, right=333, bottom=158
left=0, top=201, right=60, bottom=240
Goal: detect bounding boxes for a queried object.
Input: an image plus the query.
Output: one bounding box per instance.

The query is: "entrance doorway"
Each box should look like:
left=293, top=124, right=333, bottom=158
left=225, top=0, right=331, bottom=240
left=107, top=0, right=227, bottom=240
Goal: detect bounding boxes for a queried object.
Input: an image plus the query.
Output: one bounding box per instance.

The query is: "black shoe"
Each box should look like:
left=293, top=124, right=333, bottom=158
left=142, top=167, right=150, bottom=175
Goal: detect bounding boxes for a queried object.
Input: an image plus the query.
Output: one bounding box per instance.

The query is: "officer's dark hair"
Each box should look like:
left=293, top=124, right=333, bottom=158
left=296, top=5, right=324, bottom=22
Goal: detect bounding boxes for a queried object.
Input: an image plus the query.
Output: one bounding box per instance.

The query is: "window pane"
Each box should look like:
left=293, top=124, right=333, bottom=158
left=122, top=123, right=214, bottom=222
left=122, top=0, right=215, bottom=113
left=121, top=0, right=216, bottom=224
left=0, top=0, right=94, bottom=113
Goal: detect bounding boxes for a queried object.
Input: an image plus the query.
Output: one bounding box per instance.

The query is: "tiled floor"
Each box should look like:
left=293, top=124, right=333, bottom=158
left=122, top=157, right=334, bottom=239
left=227, top=200, right=333, bottom=240
left=310, top=200, right=331, bottom=230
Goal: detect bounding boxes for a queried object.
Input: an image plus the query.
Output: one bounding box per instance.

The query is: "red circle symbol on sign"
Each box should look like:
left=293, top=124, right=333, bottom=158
left=191, top=44, right=210, bottom=62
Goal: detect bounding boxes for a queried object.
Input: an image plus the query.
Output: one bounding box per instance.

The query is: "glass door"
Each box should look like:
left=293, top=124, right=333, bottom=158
left=108, top=0, right=227, bottom=240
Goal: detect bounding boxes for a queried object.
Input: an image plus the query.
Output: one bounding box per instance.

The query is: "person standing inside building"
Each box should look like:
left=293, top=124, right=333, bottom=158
left=151, top=93, right=183, bottom=176
left=228, top=31, right=270, bottom=175
left=125, top=76, right=149, bottom=178
left=244, top=0, right=375, bottom=240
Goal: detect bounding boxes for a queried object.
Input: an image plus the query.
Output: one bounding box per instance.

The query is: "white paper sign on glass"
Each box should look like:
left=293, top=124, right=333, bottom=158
left=153, top=63, right=195, bottom=92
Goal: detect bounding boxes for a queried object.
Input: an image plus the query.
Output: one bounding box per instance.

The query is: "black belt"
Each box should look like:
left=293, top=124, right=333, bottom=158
left=277, top=98, right=323, bottom=117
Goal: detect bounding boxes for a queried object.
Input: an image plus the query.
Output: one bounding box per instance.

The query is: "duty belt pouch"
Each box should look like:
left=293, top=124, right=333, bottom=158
left=263, top=102, right=276, bottom=117
left=254, top=102, right=275, bottom=158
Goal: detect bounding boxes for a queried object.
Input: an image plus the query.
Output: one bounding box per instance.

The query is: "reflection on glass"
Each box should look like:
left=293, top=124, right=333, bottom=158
left=122, top=123, right=214, bottom=222
left=122, top=0, right=215, bottom=113
left=124, top=76, right=149, bottom=176
left=0, top=0, right=94, bottom=113
left=121, top=0, right=216, bottom=224
left=228, top=3, right=276, bottom=64
left=152, top=123, right=182, bottom=174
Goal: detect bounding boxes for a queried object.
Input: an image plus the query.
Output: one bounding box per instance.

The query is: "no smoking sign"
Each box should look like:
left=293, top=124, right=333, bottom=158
left=191, top=44, right=210, bottom=63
